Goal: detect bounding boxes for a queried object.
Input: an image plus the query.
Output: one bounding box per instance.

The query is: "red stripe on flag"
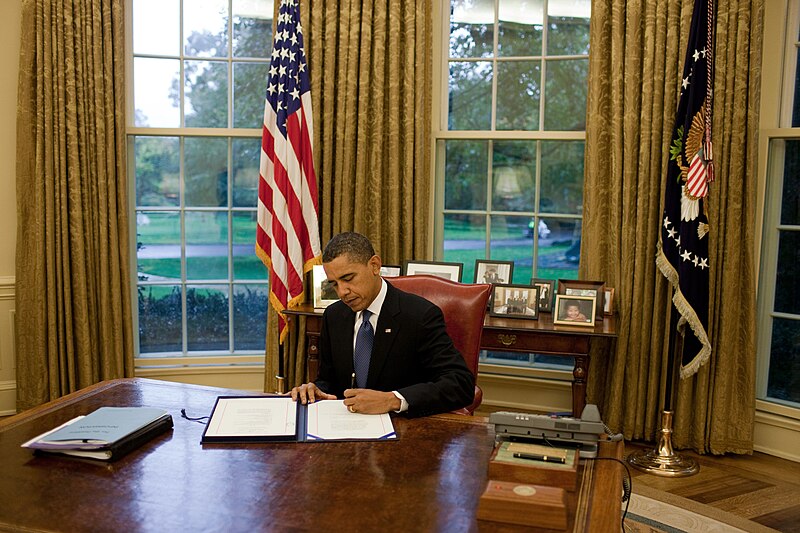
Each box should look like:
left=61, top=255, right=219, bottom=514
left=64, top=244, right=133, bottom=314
left=285, top=113, right=317, bottom=262
left=270, top=162, right=306, bottom=295
left=686, top=152, right=708, bottom=198
left=297, top=108, right=319, bottom=212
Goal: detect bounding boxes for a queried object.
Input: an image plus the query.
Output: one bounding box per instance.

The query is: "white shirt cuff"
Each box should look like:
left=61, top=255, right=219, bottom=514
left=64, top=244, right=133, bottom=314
left=392, top=391, right=408, bottom=413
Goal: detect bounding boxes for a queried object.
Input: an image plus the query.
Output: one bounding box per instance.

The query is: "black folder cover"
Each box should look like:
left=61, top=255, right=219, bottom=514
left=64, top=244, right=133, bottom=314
left=33, top=414, right=174, bottom=462
left=201, top=396, right=307, bottom=444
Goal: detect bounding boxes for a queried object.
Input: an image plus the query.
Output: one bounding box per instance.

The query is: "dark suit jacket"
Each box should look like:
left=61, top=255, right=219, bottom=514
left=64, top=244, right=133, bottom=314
left=315, top=282, right=474, bottom=417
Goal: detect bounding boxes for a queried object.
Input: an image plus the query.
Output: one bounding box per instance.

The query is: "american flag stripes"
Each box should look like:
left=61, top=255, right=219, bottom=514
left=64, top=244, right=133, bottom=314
left=656, top=0, right=715, bottom=378
left=256, top=0, right=321, bottom=343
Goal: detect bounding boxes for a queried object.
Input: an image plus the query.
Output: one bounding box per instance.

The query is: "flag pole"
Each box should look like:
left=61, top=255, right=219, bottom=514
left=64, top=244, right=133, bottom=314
left=628, top=0, right=714, bottom=478
left=275, top=340, right=286, bottom=394
left=627, top=308, right=699, bottom=476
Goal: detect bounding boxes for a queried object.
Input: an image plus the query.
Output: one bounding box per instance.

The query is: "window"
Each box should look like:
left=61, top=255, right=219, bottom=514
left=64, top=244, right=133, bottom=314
left=128, top=0, right=274, bottom=362
left=757, top=1, right=800, bottom=409
left=434, top=0, right=590, bottom=369
left=437, top=0, right=589, bottom=285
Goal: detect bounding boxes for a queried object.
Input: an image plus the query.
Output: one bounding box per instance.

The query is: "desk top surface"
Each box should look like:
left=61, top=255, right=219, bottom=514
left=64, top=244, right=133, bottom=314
left=1, top=378, right=620, bottom=532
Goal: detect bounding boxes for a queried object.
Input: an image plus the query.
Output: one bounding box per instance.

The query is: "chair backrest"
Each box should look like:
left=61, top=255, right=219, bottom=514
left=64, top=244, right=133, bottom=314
left=387, top=275, right=491, bottom=377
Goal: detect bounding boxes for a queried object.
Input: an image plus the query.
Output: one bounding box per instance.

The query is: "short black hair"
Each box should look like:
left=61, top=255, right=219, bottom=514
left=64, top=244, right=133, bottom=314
left=322, top=232, right=375, bottom=264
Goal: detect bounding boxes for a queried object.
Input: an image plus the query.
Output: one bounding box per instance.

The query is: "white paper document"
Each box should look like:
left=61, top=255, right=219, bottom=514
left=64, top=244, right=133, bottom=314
left=305, top=400, right=396, bottom=441
left=204, top=397, right=297, bottom=438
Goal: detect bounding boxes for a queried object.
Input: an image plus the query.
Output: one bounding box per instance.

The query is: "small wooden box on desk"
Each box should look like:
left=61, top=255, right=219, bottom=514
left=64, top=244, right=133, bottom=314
left=478, top=440, right=624, bottom=531
left=478, top=441, right=577, bottom=529
left=477, top=480, right=568, bottom=530
left=487, top=441, right=579, bottom=490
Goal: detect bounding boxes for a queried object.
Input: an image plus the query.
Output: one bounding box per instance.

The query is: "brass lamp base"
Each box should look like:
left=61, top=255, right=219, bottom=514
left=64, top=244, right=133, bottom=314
left=627, top=410, right=699, bottom=477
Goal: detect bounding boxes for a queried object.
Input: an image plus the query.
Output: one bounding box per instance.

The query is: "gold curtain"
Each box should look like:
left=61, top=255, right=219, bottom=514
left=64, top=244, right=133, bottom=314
left=15, top=0, right=133, bottom=411
left=582, top=0, right=762, bottom=453
left=265, top=0, right=433, bottom=392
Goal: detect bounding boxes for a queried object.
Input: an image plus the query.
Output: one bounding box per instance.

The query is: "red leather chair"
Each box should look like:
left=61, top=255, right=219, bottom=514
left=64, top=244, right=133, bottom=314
left=387, top=275, right=492, bottom=415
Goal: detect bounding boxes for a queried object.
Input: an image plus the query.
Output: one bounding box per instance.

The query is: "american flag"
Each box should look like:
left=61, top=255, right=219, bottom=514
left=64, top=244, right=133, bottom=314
left=256, top=0, right=321, bottom=343
left=656, top=0, right=714, bottom=377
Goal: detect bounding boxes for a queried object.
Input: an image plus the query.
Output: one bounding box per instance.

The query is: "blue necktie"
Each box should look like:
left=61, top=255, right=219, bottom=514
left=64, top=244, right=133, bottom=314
left=353, top=310, right=374, bottom=388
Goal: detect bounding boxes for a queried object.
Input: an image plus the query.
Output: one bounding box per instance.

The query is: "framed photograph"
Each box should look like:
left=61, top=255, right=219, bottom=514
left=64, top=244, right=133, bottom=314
left=380, top=265, right=402, bottom=277
left=488, top=284, right=540, bottom=320
left=557, top=279, right=605, bottom=321
left=530, top=278, right=555, bottom=312
left=603, top=287, right=615, bottom=315
left=553, top=294, right=596, bottom=326
left=474, top=260, right=514, bottom=285
left=312, top=265, right=338, bottom=309
left=403, top=260, right=463, bottom=282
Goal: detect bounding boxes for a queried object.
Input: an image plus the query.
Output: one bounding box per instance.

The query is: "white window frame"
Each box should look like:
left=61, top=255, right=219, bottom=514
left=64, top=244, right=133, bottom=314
left=753, top=0, right=800, bottom=460
left=125, top=0, right=272, bottom=369
left=431, top=0, right=587, bottom=378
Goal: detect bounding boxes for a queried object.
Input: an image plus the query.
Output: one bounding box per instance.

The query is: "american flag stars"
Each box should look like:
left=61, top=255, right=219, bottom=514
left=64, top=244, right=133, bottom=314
left=267, top=0, right=310, bottom=136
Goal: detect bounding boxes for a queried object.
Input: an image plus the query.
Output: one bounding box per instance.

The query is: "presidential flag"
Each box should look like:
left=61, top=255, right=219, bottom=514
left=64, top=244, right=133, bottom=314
left=656, top=0, right=714, bottom=378
left=256, top=0, right=321, bottom=344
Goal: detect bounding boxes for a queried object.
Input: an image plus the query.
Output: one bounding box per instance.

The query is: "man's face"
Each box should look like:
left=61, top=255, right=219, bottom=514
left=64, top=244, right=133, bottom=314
left=323, top=253, right=382, bottom=312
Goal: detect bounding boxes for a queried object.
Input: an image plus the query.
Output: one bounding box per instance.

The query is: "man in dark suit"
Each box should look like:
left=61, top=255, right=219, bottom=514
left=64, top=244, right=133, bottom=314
left=290, top=232, right=474, bottom=417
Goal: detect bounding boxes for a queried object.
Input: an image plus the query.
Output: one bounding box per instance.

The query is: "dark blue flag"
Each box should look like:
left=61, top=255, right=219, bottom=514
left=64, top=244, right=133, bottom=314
left=656, top=0, right=715, bottom=378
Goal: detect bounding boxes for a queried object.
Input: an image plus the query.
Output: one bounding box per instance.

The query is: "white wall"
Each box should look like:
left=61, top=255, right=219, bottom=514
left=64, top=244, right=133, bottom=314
left=0, top=1, right=21, bottom=415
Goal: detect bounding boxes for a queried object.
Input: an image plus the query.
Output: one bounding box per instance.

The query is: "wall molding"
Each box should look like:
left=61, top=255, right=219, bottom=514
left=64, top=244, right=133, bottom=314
left=753, top=408, right=800, bottom=462
left=0, top=379, right=16, bottom=417
left=0, top=276, right=14, bottom=300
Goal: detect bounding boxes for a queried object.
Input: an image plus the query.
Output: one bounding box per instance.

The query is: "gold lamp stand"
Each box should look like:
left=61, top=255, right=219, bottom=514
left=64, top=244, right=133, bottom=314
left=627, top=410, right=699, bottom=477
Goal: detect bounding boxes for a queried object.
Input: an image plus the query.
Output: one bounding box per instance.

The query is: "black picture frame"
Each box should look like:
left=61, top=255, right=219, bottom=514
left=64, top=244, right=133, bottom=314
left=557, top=279, right=606, bottom=321
left=530, top=278, right=555, bottom=312
left=488, top=284, right=540, bottom=320
left=474, top=260, right=514, bottom=285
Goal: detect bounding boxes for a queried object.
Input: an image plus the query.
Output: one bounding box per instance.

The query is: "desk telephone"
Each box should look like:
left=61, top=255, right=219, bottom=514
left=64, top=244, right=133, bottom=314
left=489, top=404, right=619, bottom=458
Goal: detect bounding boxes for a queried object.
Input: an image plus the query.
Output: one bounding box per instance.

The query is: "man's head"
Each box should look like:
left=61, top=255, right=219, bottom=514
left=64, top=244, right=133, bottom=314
left=322, top=232, right=382, bottom=312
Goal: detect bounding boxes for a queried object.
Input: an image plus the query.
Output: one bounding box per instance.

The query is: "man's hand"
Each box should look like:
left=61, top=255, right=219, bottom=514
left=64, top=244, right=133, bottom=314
left=343, top=389, right=401, bottom=414
left=290, top=382, right=336, bottom=405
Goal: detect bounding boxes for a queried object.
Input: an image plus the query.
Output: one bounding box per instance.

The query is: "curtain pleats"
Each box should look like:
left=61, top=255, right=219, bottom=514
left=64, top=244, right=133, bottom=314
left=16, top=0, right=132, bottom=411
left=583, top=0, right=762, bottom=453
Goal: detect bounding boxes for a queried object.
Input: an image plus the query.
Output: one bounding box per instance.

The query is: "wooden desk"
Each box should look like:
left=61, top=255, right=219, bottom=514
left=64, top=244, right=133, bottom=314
left=284, top=304, right=617, bottom=416
left=0, top=378, right=622, bottom=532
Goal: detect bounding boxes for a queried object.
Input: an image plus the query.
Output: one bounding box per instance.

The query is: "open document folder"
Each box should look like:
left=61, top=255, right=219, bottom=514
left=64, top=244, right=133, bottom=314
left=200, top=396, right=397, bottom=443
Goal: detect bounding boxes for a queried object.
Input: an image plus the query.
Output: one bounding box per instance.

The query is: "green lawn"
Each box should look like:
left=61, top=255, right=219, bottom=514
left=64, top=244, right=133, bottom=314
left=138, top=256, right=267, bottom=281
left=136, top=213, right=577, bottom=284
left=442, top=218, right=578, bottom=282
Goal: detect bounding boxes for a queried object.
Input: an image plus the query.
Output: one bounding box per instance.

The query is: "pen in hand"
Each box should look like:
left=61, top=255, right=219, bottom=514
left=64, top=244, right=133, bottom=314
left=351, top=372, right=356, bottom=389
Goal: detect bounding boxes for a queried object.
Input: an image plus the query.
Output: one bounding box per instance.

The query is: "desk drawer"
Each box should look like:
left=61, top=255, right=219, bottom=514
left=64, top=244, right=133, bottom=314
left=480, top=328, right=589, bottom=355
